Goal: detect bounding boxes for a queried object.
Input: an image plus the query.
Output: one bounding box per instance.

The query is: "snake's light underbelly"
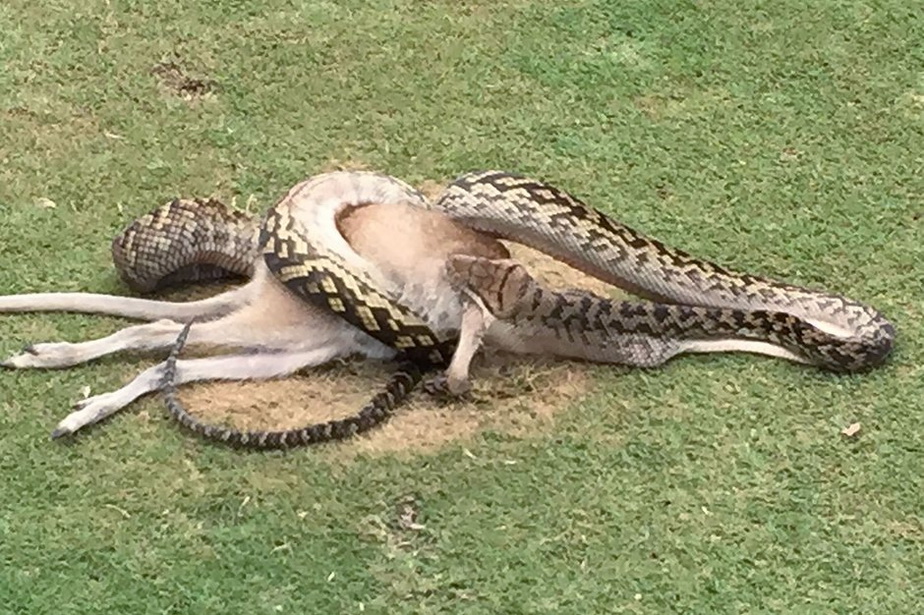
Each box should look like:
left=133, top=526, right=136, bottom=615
left=111, top=170, right=895, bottom=448
left=114, top=171, right=894, bottom=372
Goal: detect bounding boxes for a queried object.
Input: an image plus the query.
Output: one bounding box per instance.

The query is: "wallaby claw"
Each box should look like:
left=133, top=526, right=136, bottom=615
left=423, top=373, right=474, bottom=402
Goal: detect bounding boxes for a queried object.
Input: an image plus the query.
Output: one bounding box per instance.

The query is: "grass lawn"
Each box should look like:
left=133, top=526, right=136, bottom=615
left=1, top=0, right=922, bottom=612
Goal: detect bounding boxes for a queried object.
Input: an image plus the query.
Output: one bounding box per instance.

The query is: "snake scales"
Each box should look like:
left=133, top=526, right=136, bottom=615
left=110, top=170, right=895, bottom=448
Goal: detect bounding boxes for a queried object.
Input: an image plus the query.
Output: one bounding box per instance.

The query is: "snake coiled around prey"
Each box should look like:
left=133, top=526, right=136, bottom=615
left=110, top=171, right=896, bottom=449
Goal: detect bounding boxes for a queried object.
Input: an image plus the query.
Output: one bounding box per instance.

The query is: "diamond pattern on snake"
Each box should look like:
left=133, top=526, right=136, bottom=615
left=0, top=170, right=895, bottom=448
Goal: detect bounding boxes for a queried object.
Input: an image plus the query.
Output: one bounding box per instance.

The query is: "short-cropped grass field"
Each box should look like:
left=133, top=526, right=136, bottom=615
left=1, top=0, right=922, bottom=612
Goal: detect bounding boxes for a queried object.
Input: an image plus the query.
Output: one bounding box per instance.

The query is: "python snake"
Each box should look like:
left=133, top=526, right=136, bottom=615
left=111, top=171, right=895, bottom=448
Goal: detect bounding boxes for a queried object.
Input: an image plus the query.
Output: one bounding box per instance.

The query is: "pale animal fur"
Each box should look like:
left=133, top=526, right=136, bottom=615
left=1, top=176, right=868, bottom=441
left=0, top=201, right=523, bottom=438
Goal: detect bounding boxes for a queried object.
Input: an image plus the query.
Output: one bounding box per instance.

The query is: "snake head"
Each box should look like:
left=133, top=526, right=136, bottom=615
left=444, top=255, right=535, bottom=320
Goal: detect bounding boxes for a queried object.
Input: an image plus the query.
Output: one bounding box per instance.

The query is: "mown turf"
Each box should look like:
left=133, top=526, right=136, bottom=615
left=1, top=0, right=922, bottom=613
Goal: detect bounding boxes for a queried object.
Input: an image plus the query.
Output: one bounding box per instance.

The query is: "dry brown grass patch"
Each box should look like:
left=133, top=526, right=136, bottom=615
left=167, top=176, right=629, bottom=457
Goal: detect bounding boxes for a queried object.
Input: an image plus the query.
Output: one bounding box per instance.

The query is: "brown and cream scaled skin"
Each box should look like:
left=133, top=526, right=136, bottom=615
left=162, top=170, right=895, bottom=448
left=0, top=170, right=895, bottom=448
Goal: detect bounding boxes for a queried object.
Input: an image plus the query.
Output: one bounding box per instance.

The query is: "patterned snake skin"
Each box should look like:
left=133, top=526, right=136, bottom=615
left=111, top=171, right=896, bottom=448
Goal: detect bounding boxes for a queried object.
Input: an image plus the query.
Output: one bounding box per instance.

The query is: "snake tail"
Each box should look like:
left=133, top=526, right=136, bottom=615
left=159, top=320, right=424, bottom=449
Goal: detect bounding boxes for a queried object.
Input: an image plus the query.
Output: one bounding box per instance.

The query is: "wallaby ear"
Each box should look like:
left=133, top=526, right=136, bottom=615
left=445, top=255, right=533, bottom=320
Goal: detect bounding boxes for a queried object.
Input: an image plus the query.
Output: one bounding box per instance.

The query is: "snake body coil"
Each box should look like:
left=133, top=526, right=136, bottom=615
left=161, top=320, right=424, bottom=449
left=112, top=198, right=258, bottom=293
left=435, top=172, right=893, bottom=372
left=112, top=171, right=895, bottom=448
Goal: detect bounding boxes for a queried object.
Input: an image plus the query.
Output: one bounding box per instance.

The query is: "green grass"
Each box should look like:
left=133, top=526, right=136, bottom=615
left=1, top=0, right=922, bottom=612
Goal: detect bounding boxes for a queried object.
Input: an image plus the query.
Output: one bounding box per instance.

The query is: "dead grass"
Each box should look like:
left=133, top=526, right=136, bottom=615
left=177, top=348, right=592, bottom=459
left=2, top=1, right=921, bottom=611
left=169, top=176, right=627, bottom=458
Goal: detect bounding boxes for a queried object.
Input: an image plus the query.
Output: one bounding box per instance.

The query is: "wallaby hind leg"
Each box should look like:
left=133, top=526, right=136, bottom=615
left=53, top=346, right=347, bottom=438
left=0, top=281, right=256, bottom=322
left=3, top=319, right=224, bottom=369
left=1, top=265, right=370, bottom=369
left=0, top=301, right=386, bottom=369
